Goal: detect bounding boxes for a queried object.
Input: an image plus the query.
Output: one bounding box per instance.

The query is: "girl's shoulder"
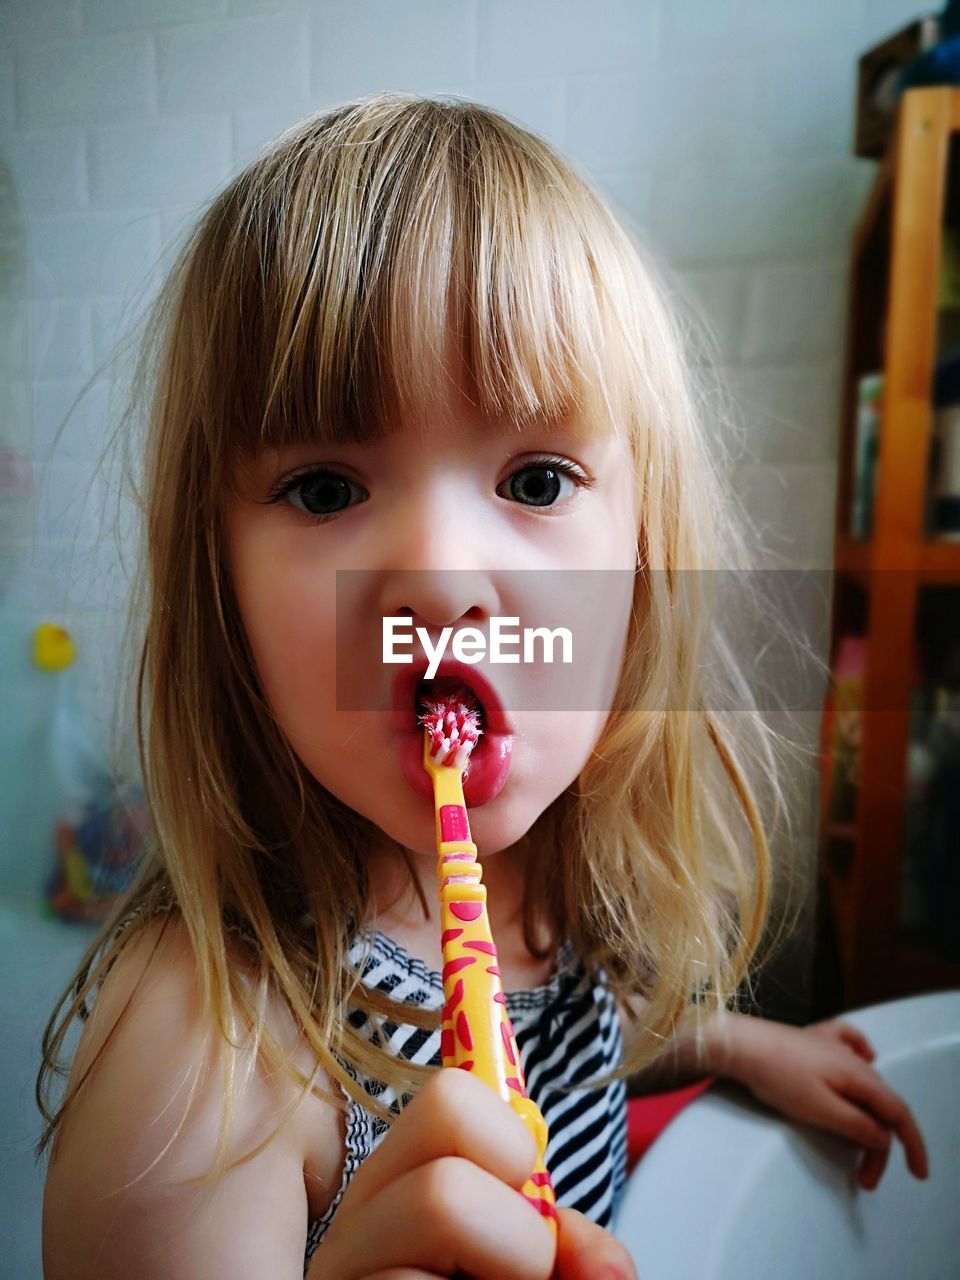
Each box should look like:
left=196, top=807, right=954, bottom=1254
left=44, top=912, right=345, bottom=1278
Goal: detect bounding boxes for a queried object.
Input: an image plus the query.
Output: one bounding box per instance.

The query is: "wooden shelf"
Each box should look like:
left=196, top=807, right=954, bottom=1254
left=919, top=540, right=960, bottom=581
left=834, top=535, right=960, bottom=584
left=852, top=145, right=894, bottom=262
left=819, top=87, right=960, bottom=1010
left=834, top=535, right=873, bottom=585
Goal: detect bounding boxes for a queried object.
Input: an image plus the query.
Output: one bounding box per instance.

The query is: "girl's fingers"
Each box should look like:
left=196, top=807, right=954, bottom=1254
left=840, top=1070, right=929, bottom=1178
left=815, top=1018, right=876, bottom=1062
left=836, top=1023, right=876, bottom=1061
left=858, top=1138, right=891, bottom=1192
left=325, top=1156, right=555, bottom=1280
left=554, top=1208, right=638, bottom=1280
left=820, top=1088, right=895, bottom=1153
left=343, top=1070, right=540, bottom=1215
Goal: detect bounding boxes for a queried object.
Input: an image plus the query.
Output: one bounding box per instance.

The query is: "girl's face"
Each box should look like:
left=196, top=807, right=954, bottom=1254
left=223, top=355, right=639, bottom=861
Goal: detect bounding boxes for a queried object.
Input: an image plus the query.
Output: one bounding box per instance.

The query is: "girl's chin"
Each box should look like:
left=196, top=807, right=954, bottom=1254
left=319, top=731, right=561, bottom=857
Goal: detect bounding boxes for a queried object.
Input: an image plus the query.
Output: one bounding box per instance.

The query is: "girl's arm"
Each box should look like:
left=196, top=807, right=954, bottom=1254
left=619, top=998, right=928, bottom=1192
left=714, top=1013, right=929, bottom=1191
left=42, top=919, right=324, bottom=1280
left=44, top=923, right=632, bottom=1280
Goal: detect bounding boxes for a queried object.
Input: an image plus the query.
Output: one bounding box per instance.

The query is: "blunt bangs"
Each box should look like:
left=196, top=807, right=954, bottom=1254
left=196, top=94, right=623, bottom=470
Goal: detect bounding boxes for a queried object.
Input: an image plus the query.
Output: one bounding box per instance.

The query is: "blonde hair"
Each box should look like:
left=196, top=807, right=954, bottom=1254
left=36, top=92, right=816, bottom=1194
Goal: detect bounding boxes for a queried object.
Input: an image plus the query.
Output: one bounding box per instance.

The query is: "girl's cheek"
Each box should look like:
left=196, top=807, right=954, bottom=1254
left=520, top=710, right=606, bottom=768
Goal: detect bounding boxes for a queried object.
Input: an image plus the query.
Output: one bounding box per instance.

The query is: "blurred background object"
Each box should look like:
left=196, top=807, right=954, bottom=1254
left=31, top=622, right=146, bottom=925
left=816, top=79, right=960, bottom=1017
left=898, top=0, right=960, bottom=91
left=854, top=11, right=941, bottom=157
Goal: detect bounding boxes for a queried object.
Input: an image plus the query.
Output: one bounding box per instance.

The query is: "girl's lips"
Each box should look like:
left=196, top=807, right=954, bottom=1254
left=394, top=726, right=514, bottom=807
left=388, top=656, right=515, bottom=807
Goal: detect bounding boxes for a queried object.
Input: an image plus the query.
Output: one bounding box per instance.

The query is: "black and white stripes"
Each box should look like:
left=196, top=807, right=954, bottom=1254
left=304, top=929, right=626, bottom=1274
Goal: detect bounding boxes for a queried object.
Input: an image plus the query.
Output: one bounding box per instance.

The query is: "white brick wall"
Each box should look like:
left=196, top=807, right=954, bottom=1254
left=0, top=0, right=926, bottom=905
left=18, top=32, right=158, bottom=127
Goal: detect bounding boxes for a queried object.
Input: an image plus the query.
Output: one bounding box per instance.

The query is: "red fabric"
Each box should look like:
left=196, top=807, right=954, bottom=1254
left=626, top=1077, right=716, bottom=1172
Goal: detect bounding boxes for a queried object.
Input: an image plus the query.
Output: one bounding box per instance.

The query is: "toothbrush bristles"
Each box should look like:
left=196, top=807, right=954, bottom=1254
left=419, top=693, right=482, bottom=771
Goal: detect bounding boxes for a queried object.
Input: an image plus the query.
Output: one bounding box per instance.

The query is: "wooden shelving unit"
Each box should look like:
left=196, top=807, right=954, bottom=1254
left=817, top=87, right=960, bottom=1009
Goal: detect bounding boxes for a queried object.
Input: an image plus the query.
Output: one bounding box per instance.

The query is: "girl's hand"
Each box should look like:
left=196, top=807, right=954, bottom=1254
left=554, top=1208, right=638, bottom=1280
left=314, top=1068, right=636, bottom=1280
left=729, top=1015, right=929, bottom=1192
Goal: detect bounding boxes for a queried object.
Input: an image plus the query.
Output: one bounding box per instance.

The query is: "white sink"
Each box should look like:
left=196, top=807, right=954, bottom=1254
left=613, top=990, right=960, bottom=1280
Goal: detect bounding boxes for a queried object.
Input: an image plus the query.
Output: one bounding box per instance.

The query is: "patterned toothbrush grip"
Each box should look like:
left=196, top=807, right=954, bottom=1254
left=512, top=1095, right=558, bottom=1226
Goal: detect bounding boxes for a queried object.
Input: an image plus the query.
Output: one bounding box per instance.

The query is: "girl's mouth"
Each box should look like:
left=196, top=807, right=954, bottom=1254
left=414, top=674, right=485, bottom=725
left=390, top=662, right=515, bottom=806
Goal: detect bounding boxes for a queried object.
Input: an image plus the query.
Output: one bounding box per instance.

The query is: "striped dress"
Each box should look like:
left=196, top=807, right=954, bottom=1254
left=304, top=927, right=627, bottom=1274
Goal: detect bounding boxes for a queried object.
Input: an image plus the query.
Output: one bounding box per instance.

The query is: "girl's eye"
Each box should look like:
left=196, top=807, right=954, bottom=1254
left=265, top=469, right=368, bottom=522
left=498, top=456, right=592, bottom=509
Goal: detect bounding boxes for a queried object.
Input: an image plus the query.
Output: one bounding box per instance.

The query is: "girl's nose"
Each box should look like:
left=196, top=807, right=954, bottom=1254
left=379, top=569, right=499, bottom=634
left=375, top=480, right=502, bottom=628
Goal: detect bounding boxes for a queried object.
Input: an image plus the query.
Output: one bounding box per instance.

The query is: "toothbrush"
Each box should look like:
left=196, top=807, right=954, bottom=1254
left=420, top=692, right=558, bottom=1232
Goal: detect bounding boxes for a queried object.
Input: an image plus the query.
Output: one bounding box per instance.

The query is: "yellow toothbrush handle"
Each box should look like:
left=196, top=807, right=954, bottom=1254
left=425, top=735, right=558, bottom=1233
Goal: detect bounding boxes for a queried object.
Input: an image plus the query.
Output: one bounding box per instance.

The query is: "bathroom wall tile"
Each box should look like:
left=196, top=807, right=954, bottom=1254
left=31, top=457, right=105, bottom=548
left=741, top=259, right=848, bottom=364
left=0, top=382, right=32, bottom=453
left=82, top=0, right=228, bottom=31
left=232, top=106, right=315, bottom=167
left=675, top=264, right=751, bottom=365
left=89, top=116, right=233, bottom=206
left=568, top=64, right=754, bottom=174
left=590, top=169, right=653, bottom=234
left=31, top=300, right=95, bottom=381
left=468, top=79, right=567, bottom=151
left=91, top=296, right=135, bottom=370
left=0, top=47, right=15, bottom=137
left=734, top=459, right=839, bottom=567
left=0, top=304, right=31, bottom=384
left=18, top=33, right=156, bottom=128
left=157, top=11, right=309, bottom=114
left=725, top=363, right=843, bottom=465
left=34, top=377, right=113, bottom=464
left=663, top=0, right=864, bottom=56
left=648, top=157, right=861, bottom=264
left=311, top=0, right=476, bottom=104
left=3, top=129, right=88, bottom=211
left=4, top=0, right=83, bottom=44
left=30, top=210, right=163, bottom=299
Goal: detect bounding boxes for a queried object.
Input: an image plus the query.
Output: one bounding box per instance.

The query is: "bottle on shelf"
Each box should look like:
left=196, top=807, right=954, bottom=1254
left=912, top=680, right=960, bottom=961
left=930, top=349, right=960, bottom=538
left=822, top=635, right=867, bottom=831
left=850, top=373, right=883, bottom=539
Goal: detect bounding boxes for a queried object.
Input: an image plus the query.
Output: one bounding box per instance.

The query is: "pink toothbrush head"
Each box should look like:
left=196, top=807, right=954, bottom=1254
left=418, top=688, right=482, bottom=773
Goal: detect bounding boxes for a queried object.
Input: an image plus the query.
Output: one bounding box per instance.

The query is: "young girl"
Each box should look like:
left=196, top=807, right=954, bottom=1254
left=38, top=93, right=927, bottom=1279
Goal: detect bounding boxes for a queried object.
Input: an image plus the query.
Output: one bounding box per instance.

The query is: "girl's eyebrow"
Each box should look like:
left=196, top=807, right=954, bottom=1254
left=238, top=411, right=606, bottom=477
